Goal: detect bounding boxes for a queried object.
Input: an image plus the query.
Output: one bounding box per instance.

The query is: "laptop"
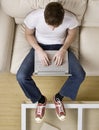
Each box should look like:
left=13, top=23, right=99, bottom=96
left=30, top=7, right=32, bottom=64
left=33, top=50, right=70, bottom=76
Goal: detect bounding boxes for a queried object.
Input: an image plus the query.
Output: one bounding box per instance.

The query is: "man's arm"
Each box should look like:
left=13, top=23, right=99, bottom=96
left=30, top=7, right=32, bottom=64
left=25, top=26, right=42, bottom=51
left=25, top=26, right=50, bottom=66
left=53, top=27, right=78, bottom=66
left=61, top=27, right=77, bottom=51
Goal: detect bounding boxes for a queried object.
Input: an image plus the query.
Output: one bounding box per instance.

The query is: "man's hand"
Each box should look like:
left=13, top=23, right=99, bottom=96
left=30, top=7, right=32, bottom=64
left=53, top=28, right=78, bottom=66
left=36, top=49, right=51, bottom=66
left=53, top=49, right=66, bottom=66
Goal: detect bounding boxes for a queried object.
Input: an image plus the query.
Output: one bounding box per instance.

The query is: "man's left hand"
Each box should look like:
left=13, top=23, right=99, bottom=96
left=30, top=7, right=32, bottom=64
left=53, top=49, right=66, bottom=66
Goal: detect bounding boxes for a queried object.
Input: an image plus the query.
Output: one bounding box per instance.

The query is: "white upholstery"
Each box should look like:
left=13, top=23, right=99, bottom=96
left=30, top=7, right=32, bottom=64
left=0, top=0, right=99, bottom=76
left=10, top=24, right=31, bottom=74
left=82, top=0, right=99, bottom=27
left=80, top=27, right=99, bottom=76
left=80, top=0, right=99, bottom=75
left=1, top=0, right=87, bottom=24
left=0, top=8, right=15, bottom=72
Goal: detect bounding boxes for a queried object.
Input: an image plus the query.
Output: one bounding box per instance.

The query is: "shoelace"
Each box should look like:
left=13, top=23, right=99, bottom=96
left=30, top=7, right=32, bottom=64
left=56, top=100, right=64, bottom=113
left=36, top=105, right=45, bottom=115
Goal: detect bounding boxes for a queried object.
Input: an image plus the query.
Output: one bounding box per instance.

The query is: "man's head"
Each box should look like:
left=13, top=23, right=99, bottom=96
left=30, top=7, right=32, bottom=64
left=44, top=2, right=64, bottom=27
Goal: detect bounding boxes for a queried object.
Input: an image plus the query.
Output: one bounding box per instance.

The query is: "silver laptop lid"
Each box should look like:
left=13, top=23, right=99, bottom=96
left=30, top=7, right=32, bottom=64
left=34, top=50, right=70, bottom=76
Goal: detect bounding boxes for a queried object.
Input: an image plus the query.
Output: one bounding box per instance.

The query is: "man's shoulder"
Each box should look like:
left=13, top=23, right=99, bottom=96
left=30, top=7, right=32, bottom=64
left=65, top=10, right=76, bottom=17
left=24, top=9, right=44, bottom=29
left=29, top=9, right=44, bottom=17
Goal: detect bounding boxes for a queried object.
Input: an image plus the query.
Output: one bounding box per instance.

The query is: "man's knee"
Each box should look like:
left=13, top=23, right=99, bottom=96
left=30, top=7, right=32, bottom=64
left=16, top=71, right=26, bottom=83
left=79, top=69, right=86, bottom=82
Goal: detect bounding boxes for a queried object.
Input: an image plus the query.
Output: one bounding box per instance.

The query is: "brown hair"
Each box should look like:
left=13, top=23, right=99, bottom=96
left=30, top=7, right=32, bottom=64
left=44, top=2, right=64, bottom=27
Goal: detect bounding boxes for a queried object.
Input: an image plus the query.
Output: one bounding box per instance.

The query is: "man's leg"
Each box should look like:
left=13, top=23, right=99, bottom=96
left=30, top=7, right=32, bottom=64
left=59, top=49, right=86, bottom=100
left=16, top=48, right=42, bottom=103
left=54, top=49, right=85, bottom=121
left=16, top=48, right=46, bottom=123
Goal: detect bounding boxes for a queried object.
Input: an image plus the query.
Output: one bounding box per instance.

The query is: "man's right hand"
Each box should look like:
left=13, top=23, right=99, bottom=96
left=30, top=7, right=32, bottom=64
left=24, top=27, right=51, bottom=66
left=36, top=49, right=51, bottom=66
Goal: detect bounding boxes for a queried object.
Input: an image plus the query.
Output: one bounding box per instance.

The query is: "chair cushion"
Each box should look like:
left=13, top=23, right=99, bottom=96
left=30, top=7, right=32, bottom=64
left=10, top=24, right=31, bottom=74
left=82, top=0, right=99, bottom=27
left=1, top=0, right=87, bottom=24
left=0, top=9, right=15, bottom=72
left=80, top=27, right=99, bottom=76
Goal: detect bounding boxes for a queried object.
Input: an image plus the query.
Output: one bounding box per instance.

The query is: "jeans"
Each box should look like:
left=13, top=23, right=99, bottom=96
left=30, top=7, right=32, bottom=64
left=16, top=43, right=85, bottom=103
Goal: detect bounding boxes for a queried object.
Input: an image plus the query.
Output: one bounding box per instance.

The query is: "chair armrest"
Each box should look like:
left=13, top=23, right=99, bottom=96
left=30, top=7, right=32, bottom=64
left=0, top=9, right=15, bottom=72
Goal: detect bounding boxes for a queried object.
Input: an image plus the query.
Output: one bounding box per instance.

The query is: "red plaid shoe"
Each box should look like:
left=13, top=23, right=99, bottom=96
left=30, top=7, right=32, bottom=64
left=35, top=99, right=47, bottom=123
left=54, top=97, right=66, bottom=121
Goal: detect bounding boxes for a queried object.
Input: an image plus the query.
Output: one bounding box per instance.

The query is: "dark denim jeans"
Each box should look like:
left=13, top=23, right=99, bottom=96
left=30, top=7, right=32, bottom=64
left=16, top=43, right=85, bottom=103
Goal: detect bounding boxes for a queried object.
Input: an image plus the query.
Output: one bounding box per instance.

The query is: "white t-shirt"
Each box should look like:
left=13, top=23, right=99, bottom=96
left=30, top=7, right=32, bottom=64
left=24, top=9, right=79, bottom=45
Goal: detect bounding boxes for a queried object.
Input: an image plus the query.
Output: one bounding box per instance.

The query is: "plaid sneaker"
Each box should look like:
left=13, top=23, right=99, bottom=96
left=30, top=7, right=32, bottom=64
left=35, top=99, right=47, bottom=123
left=54, top=97, right=66, bottom=121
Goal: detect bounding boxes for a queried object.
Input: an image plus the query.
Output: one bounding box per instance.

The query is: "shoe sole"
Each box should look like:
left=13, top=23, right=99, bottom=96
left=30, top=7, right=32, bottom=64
left=34, top=110, right=46, bottom=123
left=35, top=117, right=44, bottom=123
left=56, top=111, right=66, bottom=121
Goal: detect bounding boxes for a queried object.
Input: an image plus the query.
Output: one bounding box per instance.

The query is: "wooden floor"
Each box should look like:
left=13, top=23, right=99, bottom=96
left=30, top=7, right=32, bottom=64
left=0, top=72, right=99, bottom=130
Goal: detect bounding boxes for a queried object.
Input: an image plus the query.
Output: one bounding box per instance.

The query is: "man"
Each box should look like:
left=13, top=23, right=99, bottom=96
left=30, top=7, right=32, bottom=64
left=17, top=2, right=85, bottom=123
